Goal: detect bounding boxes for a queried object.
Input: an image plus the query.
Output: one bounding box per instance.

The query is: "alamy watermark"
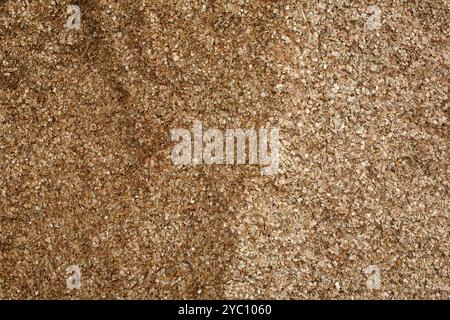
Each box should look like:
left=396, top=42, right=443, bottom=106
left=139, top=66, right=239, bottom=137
left=171, top=121, right=281, bottom=176
left=66, top=5, right=81, bottom=29
left=364, top=5, right=382, bottom=30
left=364, top=265, right=381, bottom=290
left=66, top=265, right=82, bottom=290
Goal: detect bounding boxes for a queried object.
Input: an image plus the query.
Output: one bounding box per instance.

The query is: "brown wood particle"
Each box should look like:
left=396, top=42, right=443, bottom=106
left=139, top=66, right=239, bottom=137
left=0, top=0, right=448, bottom=299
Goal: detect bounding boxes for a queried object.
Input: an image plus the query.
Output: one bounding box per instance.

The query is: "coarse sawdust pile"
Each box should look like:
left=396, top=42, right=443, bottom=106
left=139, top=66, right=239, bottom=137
left=0, top=0, right=448, bottom=299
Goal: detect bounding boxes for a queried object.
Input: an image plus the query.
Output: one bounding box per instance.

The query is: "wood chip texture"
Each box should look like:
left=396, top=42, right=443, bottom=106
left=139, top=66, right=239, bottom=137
left=0, top=0, right=449, bottom=299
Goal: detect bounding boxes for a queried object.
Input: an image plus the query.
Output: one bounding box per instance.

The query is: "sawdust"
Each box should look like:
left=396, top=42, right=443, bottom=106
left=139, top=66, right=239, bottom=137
left=0, top=0, right=448, bottom=299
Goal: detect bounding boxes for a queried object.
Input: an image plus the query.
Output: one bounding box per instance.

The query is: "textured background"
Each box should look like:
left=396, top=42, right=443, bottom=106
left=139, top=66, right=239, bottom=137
left=0, top=0, right=448, bottom=299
